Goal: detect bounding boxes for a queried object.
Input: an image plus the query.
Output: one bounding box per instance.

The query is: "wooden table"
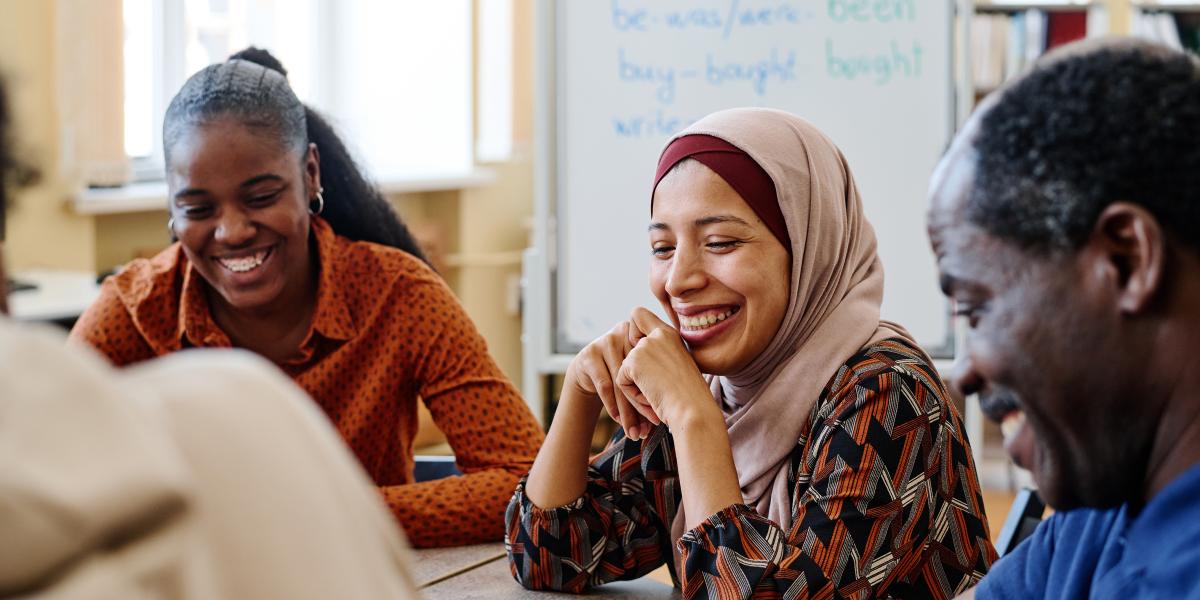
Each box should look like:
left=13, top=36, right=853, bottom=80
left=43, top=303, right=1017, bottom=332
left=411, top=543, right=507, bottom=587
left=412, top=544, right=679, bottom=599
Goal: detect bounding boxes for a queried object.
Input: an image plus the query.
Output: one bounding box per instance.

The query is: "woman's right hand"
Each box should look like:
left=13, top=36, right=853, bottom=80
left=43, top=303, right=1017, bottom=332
left=564, top=321, right=661, bottom=440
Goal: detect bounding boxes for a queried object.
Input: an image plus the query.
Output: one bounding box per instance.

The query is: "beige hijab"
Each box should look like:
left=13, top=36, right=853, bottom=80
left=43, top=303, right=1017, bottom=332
left=661, top=108, right=928, bottom=546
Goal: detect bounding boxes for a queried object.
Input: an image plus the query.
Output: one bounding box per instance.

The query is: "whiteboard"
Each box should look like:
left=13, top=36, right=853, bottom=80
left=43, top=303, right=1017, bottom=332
left=551, top=0, right=955, bottom=356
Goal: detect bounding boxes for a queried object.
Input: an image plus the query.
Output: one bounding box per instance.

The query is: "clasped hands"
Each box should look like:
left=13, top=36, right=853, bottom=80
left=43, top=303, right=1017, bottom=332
left=565, top=307, right=712, bottom=440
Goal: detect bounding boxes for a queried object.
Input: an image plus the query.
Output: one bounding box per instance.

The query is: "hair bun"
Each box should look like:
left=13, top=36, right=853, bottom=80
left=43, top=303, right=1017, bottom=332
left=229, top=46, right=288, bottom=78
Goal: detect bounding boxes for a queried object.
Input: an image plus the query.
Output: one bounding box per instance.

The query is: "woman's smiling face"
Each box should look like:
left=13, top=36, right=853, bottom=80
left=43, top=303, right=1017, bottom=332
left=167, top=117, right=319, bottom=314
left=649, top=160, right=790, bottom=375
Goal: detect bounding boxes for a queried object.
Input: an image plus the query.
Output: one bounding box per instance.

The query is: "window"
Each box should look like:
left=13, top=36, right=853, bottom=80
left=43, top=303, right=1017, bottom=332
left=123, top=0, right=473, bottom=182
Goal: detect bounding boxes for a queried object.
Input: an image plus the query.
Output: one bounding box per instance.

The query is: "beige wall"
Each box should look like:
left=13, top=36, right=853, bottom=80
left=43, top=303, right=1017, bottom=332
left=453, top=160, right=532, bottom=388
left=0, top=0, right=96, bottom=272
left=465, top=0, right=536, bottom=386
left=95, top=210, right=172, bottom=272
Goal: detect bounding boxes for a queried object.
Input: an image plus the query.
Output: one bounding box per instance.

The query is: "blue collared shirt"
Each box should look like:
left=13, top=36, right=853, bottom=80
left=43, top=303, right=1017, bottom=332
left=977, top=462, right=1200, bottom=599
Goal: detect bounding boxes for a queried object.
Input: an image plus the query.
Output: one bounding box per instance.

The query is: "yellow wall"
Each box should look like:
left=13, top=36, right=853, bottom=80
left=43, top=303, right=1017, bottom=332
left=459, top=0, right=536, bottom=386
left=454, top=160, right=533, bottom=387
left=95, top=210, right=172, bottom=272
left=0, top=0, right=96, bottom=272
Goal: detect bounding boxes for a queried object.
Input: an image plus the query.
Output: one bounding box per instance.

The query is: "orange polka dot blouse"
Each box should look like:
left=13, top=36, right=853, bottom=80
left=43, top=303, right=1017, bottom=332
left=69, top=217, right=545, bottom=548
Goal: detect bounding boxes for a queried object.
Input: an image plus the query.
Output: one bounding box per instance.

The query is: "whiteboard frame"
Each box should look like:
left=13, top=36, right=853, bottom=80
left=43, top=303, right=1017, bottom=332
left=523, top=0, right=971, bottom=423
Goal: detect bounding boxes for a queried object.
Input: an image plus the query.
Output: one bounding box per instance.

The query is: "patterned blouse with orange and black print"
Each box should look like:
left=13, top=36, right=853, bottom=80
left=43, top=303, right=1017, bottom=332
left=505, top=338, right=997, bottom=599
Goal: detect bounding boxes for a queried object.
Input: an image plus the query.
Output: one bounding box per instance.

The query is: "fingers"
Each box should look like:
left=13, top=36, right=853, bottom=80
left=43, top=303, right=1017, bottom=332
left=628, top=392, right=661, bottom=426
left=618, top=344, right=659, bottom=428
left=570, top=330, right=618, bottom=419
left=603, top=322, right=629, bottom=420
left=628, top=307, right=687, bottom=355
left=587, top=363, right=651, bottom=438
left=601, top=322, right=656, bottom=439
left=616, top=362, right=660, bottom=435
left=571, top=320, right=667, bottom=440
left=585, top=356, right=619, bottom=423
left=631, top=306, right=673, bottom=331
left=626, top=307, right=670, bottom=345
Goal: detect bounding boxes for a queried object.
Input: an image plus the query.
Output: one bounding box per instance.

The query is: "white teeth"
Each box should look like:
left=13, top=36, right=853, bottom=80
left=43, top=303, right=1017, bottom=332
left=680, top=308, right=736, bottom=330
left=1000, top=411, right=1025, bottom=442
left=218, top=249, right=269, bottom=273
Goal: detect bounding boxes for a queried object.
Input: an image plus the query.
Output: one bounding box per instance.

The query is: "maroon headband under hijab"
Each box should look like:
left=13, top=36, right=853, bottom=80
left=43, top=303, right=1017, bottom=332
left=651, top=134, right=791, bottom=250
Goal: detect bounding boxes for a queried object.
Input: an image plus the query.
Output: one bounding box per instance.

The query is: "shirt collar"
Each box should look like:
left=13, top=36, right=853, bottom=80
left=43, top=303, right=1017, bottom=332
left=1123, top=462, right=1200, bottom=565
left=179, top=262, right=223, bottom=348
left=177, top=216, right=357, bottom=349
left=307, top=216, right=357, bottom=342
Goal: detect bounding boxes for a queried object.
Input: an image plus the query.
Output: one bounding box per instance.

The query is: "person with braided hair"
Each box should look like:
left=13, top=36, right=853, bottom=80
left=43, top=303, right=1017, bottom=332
left=69, top=48, right=544, bottom=548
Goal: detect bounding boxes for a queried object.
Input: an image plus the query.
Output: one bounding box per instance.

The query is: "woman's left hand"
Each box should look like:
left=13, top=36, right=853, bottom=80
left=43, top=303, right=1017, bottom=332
left=616, top=308, right=717, bottom=429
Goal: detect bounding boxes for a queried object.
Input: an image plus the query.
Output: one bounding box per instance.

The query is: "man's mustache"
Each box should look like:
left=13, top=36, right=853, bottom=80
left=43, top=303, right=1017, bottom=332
left=978, top=389, right=1020, bottom=423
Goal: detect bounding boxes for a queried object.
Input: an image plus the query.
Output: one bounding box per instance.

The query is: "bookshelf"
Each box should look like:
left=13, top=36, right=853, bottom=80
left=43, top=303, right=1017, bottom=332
left=1131, top=0, right=1200, bottom=8
left=966, top=1, right=1108, bottom=100
left=966, top=0, right=1200, bottom=103
left=1130, top=2, right=1200, bottom=51
left=974, top=1, right=1098, bottom=12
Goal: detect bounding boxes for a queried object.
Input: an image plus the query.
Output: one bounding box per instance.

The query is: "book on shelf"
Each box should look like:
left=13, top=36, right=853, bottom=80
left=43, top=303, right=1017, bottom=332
left=972, top=12, right=1009, bottom=90
left=1132, top=11, right=1188, bottom=51
left=971, top=9, right=1089, bottom=92
left=1046, top=11, right=1088, bottom=49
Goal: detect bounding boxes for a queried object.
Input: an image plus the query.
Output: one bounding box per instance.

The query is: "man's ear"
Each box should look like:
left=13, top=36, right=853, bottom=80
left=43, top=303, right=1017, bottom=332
left=1083, top=202, right=1165, bottom=314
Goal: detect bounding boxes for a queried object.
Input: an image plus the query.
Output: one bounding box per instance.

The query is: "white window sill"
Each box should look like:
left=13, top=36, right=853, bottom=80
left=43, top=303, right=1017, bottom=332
left=7, top=269, right=101, bottom=323
left=71, top=169, right=496, bottom=216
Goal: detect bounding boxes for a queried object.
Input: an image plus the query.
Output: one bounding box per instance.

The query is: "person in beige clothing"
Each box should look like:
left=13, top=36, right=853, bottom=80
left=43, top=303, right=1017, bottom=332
left=0, top=78, right=419, bottom=598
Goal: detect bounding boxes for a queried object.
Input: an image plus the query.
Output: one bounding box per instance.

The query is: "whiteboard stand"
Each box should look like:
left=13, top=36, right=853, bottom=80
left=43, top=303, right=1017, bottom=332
left=522, top=0, right=567, bottom=425
left=521, top=246, right=573, bottom=426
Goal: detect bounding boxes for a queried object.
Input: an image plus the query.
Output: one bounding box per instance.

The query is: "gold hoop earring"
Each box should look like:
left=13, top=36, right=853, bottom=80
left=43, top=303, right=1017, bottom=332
left=309, top=188, right=325, bottom=216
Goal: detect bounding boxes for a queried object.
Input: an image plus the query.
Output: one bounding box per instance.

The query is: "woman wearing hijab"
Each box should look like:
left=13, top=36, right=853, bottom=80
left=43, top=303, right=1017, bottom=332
left=505, top=108, right=995, bottom=598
